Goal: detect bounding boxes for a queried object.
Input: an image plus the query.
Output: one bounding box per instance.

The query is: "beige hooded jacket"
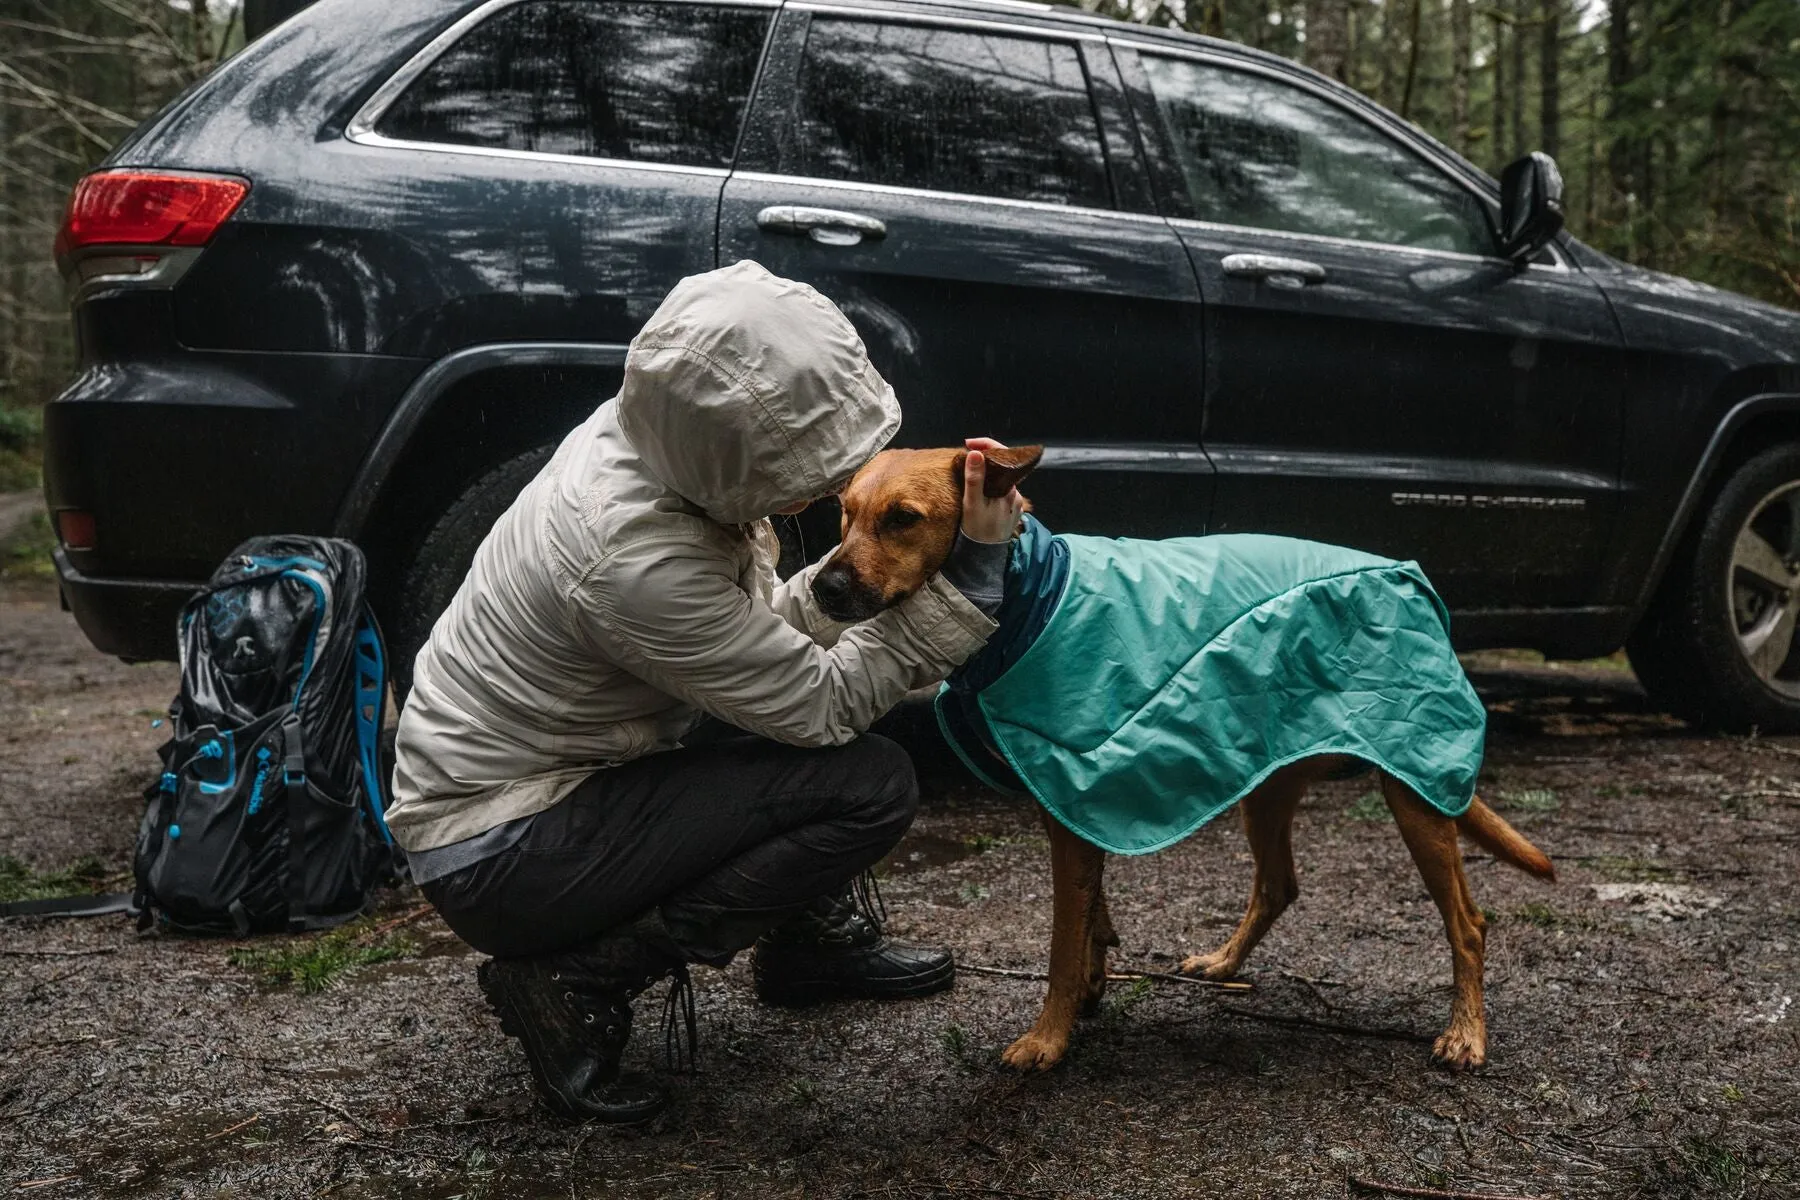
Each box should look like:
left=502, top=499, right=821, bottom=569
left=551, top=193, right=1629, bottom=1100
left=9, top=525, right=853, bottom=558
left=386, top=261, right=995, bottom=852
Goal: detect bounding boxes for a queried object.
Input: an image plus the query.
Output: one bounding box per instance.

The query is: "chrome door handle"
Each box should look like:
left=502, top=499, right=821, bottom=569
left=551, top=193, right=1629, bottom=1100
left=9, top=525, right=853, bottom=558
left=756, top=205, right=887, bottom=246
left=1221, top=253, right=1328, bottom=289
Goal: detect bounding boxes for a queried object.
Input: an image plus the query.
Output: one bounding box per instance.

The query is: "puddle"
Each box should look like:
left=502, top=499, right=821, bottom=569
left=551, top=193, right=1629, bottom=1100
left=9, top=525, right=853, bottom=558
left=79, top=1107, right=310, bottom=1193
left=878, top=832, right=981, bottom=877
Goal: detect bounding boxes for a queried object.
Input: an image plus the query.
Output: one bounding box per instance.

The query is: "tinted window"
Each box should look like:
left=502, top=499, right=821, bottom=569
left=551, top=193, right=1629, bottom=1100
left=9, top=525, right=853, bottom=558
left=378, top=2, right=771, bottom=168
left=1141, top=55, right=1493, bottom=255
left=778, top=19, right=1111, bottom=208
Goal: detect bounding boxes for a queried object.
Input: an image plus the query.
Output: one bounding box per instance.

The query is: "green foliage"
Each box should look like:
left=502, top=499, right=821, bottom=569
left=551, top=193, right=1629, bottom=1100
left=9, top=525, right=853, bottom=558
left=1588, top=854, right=1680, bottom=882
left=0, top=854, right=109, bottom=903
left=956, top=881, right=991, bottom=904
left=2, top=511, right=57, bottom=581
left=1347, top=790, right=1391, bottom=821
left=227, top=921, right=418, bottom=993
left=0, top=407, right=41, bottom=492
left=1499, top=786, right=1561, bottom=813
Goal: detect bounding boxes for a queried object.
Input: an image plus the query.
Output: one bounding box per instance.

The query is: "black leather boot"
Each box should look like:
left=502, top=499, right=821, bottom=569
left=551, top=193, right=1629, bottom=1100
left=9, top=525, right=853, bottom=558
left=752, top=888, right=955, bottom=1007
left=477, top=915, right=693, bottom=1123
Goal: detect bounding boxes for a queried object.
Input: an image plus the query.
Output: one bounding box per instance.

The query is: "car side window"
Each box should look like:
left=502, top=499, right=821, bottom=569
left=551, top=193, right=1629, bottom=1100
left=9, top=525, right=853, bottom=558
left=775, top=19, right=1112, bottom=209
left=376, top=1, right=771, bottom=169
left=1140, top=54, right=1494, bottom=256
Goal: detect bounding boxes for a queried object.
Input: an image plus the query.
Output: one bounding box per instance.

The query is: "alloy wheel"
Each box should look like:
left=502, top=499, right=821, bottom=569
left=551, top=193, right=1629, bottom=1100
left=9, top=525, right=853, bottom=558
left=1727, top=480, right=1800, bottom=697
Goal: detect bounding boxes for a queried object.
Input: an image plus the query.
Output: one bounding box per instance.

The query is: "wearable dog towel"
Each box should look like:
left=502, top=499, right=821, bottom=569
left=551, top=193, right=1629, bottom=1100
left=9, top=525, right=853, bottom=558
left=935, top=515, right=1487, bottom=855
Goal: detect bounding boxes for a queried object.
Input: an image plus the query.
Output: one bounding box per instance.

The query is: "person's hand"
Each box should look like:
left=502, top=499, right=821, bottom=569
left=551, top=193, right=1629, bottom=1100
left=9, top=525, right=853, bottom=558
left=962, top=437, right=1026, bottom=544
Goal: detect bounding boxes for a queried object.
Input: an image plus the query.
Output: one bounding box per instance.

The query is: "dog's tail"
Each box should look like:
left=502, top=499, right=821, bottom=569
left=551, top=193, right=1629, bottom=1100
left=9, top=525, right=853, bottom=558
left=1456, top=797, right=1556, bottom=881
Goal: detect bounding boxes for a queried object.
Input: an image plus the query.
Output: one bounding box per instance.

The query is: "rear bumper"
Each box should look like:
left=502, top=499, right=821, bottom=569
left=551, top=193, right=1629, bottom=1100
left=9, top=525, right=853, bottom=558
left=54, top=548, right=198, bottom=661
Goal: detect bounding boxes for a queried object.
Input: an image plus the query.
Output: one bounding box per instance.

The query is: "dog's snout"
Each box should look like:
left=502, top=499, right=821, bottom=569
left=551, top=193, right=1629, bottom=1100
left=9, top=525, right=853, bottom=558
left=811, top=564, right=854, bottom=608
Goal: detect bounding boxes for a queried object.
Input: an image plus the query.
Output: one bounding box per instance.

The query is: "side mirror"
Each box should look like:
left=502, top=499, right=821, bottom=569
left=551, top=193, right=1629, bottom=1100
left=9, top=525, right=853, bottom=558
left=1497, top=151, right=1565, bottom=264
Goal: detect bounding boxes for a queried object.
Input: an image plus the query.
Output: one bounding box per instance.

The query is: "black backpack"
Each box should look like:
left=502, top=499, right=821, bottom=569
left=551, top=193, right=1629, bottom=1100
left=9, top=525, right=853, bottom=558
left=134, top=535, right=400, bottom=935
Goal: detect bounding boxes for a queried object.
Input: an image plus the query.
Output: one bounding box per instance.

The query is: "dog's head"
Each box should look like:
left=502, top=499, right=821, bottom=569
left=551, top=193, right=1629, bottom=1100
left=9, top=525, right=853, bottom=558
left=810, top=444, right=1043, bottom=622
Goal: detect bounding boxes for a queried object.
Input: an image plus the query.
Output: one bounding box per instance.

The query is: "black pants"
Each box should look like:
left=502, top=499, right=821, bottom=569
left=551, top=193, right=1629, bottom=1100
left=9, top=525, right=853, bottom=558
left=420, top=733, right=917, bottom=964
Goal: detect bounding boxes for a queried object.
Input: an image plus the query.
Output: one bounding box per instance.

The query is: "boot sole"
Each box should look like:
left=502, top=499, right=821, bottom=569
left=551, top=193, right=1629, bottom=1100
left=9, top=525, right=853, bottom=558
left=754, top=956, right=956, bottom=1008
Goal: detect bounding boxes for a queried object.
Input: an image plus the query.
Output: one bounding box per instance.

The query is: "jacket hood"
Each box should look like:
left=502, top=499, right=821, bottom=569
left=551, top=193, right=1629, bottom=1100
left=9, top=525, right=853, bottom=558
left=615, top=260, right=902, bottom=524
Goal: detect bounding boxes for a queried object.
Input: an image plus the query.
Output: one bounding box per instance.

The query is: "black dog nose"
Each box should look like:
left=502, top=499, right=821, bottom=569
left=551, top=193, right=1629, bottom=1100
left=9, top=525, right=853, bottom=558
left=812, top=565, right=854, bottom=608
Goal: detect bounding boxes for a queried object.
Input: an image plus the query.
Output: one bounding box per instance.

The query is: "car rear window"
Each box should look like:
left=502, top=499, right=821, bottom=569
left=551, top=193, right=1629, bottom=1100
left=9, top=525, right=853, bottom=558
left=376, top=1, right=772, bottom=169
left=775, top=19, right=1111, bottom=209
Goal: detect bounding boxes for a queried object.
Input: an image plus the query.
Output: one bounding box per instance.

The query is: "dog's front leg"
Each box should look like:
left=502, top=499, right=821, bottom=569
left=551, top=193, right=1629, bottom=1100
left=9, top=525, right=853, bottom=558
left=1003, top=814, right=1104, bottom=1071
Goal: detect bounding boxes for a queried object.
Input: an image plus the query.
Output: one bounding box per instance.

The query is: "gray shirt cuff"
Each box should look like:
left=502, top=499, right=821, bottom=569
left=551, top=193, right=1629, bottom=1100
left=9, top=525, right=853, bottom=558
left=939, top=532, right=1010, bottom=616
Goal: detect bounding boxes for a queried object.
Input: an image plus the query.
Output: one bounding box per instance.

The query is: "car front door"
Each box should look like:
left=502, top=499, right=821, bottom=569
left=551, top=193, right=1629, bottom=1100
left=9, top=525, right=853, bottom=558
left=1114, top=40, right=1626, bottom=620
left=719, top=10, right=1210, bottom=542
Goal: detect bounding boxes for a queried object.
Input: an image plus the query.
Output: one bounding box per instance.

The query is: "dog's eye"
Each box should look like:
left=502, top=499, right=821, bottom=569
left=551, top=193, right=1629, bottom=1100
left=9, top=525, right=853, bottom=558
left=881, top=506, right=924, bottom=532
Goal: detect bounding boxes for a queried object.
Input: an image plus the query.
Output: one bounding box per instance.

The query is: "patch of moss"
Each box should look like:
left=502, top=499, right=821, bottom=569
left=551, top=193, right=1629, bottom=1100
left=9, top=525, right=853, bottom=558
left=0, top=854, right=109, bottom=903
left=227, top=919, right=418, bottom=993
left=1588, top=855, right=1681, bottom=883
left=1346, top=790, right=1390, bottom=821
left=1499, top=787, right=1561, bottom=813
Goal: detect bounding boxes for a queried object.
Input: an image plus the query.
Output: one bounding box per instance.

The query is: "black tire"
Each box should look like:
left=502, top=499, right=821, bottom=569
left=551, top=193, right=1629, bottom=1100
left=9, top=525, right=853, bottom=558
left=388, top=445, right=554, bottom=703
left=1628, top=442, right=1800, bottom=732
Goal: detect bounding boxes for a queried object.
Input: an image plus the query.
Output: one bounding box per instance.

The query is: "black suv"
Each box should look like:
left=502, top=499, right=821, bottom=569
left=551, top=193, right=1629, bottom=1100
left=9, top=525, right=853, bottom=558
left=45, top=0, right=1800, bottom=729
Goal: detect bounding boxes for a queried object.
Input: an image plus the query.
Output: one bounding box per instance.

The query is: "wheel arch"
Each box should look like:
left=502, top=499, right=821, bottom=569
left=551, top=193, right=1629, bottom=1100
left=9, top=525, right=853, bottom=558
left=332, top=341, right=629, bottom=617
left=1628, top=392, right=1800, bottom=629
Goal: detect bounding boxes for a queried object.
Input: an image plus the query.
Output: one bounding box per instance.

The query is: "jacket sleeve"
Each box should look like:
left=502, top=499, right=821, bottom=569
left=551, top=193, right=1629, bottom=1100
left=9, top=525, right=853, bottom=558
left=579, top=537, right=994, bottom=747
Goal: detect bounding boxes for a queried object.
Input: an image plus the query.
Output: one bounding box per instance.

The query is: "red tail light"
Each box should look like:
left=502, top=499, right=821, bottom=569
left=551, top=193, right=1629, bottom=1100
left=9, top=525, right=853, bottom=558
left=53, top=170, right=249, bottom=261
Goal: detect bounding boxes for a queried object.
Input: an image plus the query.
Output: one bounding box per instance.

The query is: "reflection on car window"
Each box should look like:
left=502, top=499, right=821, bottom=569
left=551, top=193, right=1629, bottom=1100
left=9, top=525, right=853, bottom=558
left=780, top=19, right=1111, bottom=208
left=1141, top=55, right=1492, bottom=255
left=378, top=2, right=771, bottom=168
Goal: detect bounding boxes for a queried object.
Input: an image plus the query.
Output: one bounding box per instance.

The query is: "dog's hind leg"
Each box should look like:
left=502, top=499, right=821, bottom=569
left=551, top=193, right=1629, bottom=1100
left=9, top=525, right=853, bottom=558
left=1003, top=814, right=1105, bottom=1071
left=1381, top=772, right=1490, bottom=1071
left=1181, top=765, right=1307, bottom=981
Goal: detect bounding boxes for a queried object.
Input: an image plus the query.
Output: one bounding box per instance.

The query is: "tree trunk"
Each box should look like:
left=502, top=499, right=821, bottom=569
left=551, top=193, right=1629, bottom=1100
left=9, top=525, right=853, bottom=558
left=1607, top=0, right=1635, bottom=222
left=1491, top=12, right=1508, bottom=172
left=1400, top=0, right=1424, bottom=121
left=1304, top=0, right=1350, bottom=81
left=1539, top=0, right=1561, bottom=160
left=1450, top=0, right=1472, bottom=153
left=1510, top=0, right=1528, bottom=161
left=1201, top=0, right=1228, bottom=39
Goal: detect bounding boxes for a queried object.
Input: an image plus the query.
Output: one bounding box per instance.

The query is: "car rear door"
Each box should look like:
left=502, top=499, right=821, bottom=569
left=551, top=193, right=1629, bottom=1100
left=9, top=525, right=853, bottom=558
left=719, top=7, right=1210, bottom=541
left=1113, top=39, right=1627, bottom=618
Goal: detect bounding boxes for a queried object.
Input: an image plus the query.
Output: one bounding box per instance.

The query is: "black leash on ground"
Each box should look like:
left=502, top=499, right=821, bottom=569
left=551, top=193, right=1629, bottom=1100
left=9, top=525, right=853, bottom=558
left=0, top=892, right=137, bottom=919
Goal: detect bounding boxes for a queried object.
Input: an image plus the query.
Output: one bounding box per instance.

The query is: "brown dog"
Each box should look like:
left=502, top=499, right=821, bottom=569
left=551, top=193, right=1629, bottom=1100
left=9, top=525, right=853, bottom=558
left=815, top=445, right=1556, bottom=1073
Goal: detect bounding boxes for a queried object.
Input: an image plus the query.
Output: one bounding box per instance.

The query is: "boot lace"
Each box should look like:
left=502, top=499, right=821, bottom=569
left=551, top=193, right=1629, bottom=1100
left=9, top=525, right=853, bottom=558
left=660, top=963, right=699, bottom=1074
left=850, top=868, right=887, bottom=930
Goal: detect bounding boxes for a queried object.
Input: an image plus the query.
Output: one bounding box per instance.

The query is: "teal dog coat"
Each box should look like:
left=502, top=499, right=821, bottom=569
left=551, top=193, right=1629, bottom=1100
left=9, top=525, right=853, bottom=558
left=935, top=516, right=1487, bottom=855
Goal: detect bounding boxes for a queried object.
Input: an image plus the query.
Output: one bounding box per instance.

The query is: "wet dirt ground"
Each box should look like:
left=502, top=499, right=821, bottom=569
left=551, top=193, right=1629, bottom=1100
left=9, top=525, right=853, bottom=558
left=3, top=572, right=1797, bottom=1199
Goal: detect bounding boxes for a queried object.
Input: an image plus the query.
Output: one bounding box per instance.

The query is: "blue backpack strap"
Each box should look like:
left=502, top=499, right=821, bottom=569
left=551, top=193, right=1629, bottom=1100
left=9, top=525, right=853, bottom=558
left=353, top=610, right=395, bottom=846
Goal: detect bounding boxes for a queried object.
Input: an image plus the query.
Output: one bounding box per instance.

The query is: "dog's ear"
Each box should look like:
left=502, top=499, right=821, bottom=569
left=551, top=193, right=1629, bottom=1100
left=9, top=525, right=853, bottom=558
left=976, top=444, right=1044, bottom=499
left=952, top=445, right=1045, bottom=501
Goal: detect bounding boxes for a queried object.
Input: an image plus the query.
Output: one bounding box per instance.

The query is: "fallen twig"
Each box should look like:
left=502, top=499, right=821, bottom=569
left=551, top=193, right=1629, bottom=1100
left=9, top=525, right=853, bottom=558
left=205, top=1113, right=260, bottom=1140
left=1216, top=1006, right=1432, bottom=1044
left=17, top=1178, right=77, bottom=1190
left=356, top=904, right=433, bottom=944
left=0, top=947, right=116, bottom=957
left=959, top=962, right=1252, bottom=991
left=1349, top=1178, right=1553, bottom=1200
left=304, top=1093, right=376, bottom=1136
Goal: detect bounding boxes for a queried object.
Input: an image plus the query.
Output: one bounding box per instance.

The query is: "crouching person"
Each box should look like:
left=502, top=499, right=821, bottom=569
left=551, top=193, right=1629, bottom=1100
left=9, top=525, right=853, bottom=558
left=386, top=261, right=1020, bottom=1122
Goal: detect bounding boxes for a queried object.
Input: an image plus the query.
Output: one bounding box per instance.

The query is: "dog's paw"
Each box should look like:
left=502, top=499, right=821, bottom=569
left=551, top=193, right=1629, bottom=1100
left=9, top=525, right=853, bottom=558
left=1431, top=1027, right=1488, bottom=1072
left=1001, top=1029, right=1068, bottom=1072
left=1179, top=950, right=1240, bottom=981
